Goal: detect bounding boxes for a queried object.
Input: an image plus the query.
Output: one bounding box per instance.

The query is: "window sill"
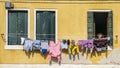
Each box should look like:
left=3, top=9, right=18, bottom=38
left=5, top=45, right=23, bottom=50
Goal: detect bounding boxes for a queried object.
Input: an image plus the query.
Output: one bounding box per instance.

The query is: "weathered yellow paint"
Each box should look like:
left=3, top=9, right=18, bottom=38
left=0, top=0, right=120, bottom=64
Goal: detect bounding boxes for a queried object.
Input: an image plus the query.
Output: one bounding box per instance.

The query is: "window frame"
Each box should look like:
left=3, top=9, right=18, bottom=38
left=5, top=9, right=30, bottom=50
left=34, top=9, right=58, bottom=42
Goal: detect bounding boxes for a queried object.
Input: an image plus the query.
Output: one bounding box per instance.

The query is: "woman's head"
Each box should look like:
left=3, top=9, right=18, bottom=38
left=97, top=33, right=103, bottom=38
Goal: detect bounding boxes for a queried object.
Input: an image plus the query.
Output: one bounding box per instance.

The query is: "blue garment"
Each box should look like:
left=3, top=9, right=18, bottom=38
left=41, top=49, right=47, bottom=54
left=32, top=40, right=41, bottom=49
left=61, top=41, right=68, bottom=49
left=40, top=40, right=49, bottom=50
left=23, top=40, right=33, bottom=53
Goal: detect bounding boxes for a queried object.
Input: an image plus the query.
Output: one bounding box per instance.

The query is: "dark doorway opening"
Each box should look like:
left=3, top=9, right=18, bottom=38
left=94, top=12, right=108, bottom=37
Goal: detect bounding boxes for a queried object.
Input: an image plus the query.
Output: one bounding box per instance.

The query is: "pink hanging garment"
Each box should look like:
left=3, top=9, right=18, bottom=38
left=48, top=41, right=61, bottom=63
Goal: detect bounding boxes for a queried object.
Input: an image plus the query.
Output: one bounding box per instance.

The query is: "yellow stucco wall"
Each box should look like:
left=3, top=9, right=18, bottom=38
left=0, top=1, right=120, bottom=64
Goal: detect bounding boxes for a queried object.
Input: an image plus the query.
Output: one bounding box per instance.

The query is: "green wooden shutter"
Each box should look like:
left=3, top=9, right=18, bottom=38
left=17, top=11, right=28, bottom=45
left=36, top=11, right=55, bottom=41
left=107, top=11, right=113, bottom=47
left=50, top=12, right=55, bottom=41
left=88, top=12, right=94, bottom=39
left=36, top=11, right=44, bottom=40
left=8, top=11, right=18, bottom=45
left=44, top=11, right=50, bottom=39
left=8, top=11, right=28, bottom=45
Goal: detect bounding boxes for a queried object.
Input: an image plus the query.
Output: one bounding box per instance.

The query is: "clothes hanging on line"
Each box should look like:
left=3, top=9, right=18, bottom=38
left=94, top=38, right=108, bottom=52
left=68, top=40, right=79, bottom=61
left=40, top=40, right=49, bottom=54
left=32, top=40, right=41, bottom=49
left=23, top=40, right=33, bottom=53
left=78, top=40, right=94, bottom=53
left=32, top=40, right=41, bottom=56
left=21, top=37, right=49, bottom=57
left=78, top=39, right=94, bottom=59
left=61, top=40, right=68, bottom=49
left=48, top=40, right=61, bottom=64
left=93, top=37, right=109, bottom=58
left=23, top=40, right=33, bottom=58
left=20, top=35, right=110, bottom=61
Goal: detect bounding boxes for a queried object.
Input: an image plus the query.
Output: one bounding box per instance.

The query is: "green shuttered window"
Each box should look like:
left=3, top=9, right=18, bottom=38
left=36, top=11, right=55, bottom=41
left=8, top=10, right=28, bottom=45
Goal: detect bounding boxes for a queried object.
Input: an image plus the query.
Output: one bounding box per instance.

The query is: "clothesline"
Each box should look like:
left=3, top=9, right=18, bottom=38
left=0, top=33, right=113, bottom=36
left=0, top=33, right=113, bottom=41
left=0, top=36, right=111, bottom=43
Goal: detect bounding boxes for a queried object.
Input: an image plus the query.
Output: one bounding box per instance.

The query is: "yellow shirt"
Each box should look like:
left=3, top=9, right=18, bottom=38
left=69, top=44, right=79, bottom=55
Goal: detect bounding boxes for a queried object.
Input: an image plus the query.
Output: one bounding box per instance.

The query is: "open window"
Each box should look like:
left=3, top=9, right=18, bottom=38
left=87, top=10, right=113, bottom=49
left=94, top=12, right=108, bottom=37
